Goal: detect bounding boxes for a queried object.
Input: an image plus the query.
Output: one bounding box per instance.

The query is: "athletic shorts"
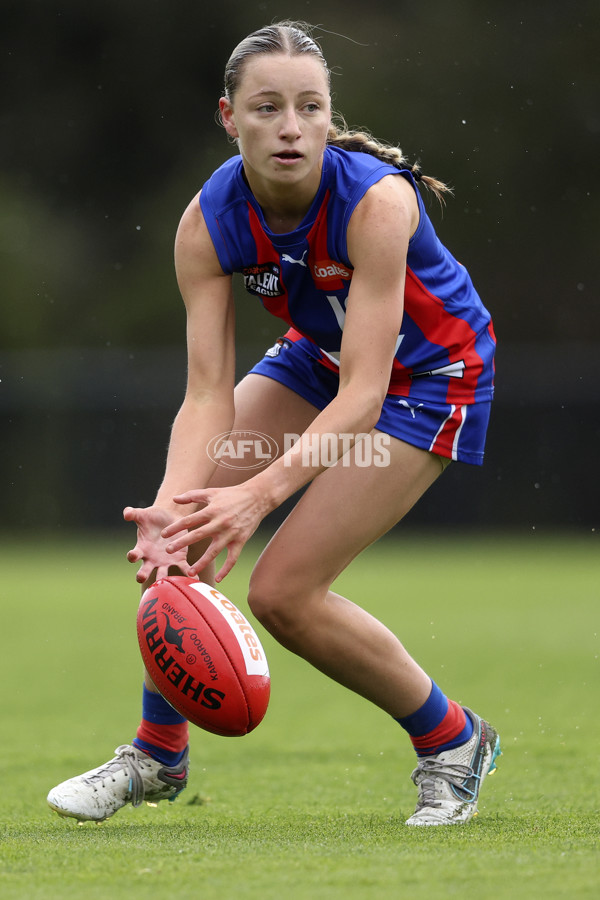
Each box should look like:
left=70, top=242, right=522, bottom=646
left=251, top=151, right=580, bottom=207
left=248, top=336, right=492, bottom=466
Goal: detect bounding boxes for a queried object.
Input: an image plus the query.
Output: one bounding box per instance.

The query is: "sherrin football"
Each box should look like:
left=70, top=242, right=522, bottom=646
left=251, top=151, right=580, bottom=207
left=137, top=576, right=270, bottom=736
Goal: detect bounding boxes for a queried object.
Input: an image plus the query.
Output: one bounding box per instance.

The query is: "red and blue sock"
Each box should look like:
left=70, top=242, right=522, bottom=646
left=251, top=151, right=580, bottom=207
left=395, top=681, right=473, bottom=757
left=133, top=685, right=189, bottom=767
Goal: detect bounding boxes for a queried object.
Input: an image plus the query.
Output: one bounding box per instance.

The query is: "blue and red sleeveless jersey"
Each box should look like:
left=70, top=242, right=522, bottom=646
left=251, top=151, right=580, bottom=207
left=199, top=146, right=495, bottom=405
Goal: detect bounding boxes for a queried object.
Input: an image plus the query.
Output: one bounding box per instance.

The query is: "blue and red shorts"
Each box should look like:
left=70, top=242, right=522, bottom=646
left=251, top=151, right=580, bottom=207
left=249, top=335, right=492, bottom=466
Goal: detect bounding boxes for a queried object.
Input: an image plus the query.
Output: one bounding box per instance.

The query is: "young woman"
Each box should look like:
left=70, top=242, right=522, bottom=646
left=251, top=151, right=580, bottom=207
left=47, top=21, right=500, bottom=827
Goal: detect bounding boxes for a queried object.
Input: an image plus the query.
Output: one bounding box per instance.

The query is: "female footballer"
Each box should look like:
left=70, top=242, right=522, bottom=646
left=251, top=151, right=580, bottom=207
left=48, top=21, right=500, bottom=826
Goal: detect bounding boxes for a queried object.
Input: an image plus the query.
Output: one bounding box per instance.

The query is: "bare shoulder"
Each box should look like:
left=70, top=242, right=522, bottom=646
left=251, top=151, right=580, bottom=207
left=349, top=174, right=420, bottom=240
left=175, top=190, right=226, bottom=281
left=347, top=174, right=419, bottom=271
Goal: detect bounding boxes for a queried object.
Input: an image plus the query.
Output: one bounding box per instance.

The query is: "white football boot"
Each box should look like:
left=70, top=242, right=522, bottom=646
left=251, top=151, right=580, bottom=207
left=47, top=744, right=189, bottom=823
left=405, top=708, right=501, bottom=826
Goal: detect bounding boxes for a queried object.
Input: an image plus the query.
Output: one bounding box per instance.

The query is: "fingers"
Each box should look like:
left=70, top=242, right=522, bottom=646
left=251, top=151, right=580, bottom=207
left=161, top=509, right=211, bottom=539
left=215, top=546, right=240, bottom=583
left=173, top=490, right=210, bottom=505
left=188, top=539, right=241, bottom=583
left=187, top=535, right=227, bottom=579
left=133, top=557, right=197, bottom=586
left=136, top=563, right=177, bottom=585
left=134, top=559, right=157, bottom=584
left=164, top=526, right=212, bottom=555
left=123, top=506, right=142, bottom=522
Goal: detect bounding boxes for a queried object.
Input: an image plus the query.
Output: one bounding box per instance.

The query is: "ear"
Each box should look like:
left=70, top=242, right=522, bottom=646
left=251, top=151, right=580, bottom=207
left=219, top=97, right=238, bottom=138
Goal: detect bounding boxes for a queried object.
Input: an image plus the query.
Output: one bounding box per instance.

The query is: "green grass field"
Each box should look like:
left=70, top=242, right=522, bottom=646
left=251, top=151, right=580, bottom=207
left=0, top=532, right=598, bottom=899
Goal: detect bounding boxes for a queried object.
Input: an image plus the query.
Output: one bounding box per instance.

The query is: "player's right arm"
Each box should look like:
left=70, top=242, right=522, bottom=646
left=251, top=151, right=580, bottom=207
left=124, top=192, right=236, bottom=583
left=155, top=192, right=237, bottom=509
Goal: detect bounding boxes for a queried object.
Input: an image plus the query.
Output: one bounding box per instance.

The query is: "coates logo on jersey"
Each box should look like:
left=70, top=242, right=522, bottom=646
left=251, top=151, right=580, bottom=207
left=312, top=259, right=352, bottom=289
left=243, top=262, right=284, bottom=298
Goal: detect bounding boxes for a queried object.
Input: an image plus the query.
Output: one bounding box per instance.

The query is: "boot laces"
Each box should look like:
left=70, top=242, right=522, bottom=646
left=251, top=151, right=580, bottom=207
left=81, top=745, right=148, bottom=808
left=410, top=758, right=478, bottom=809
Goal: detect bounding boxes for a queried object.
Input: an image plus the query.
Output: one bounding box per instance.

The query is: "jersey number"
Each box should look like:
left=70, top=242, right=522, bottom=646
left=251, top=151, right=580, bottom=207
left=326, top=295, right=404, bottom=354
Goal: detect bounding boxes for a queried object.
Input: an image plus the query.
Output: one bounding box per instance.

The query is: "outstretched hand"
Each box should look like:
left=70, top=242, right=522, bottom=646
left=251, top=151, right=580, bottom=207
left=161, top=483, right=269, bottom=583
left=123, top=505, right=195, bottom=585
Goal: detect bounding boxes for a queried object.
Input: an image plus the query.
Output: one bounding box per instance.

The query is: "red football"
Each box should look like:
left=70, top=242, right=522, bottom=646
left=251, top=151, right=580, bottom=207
left=136, top=576, right=270, bottom=737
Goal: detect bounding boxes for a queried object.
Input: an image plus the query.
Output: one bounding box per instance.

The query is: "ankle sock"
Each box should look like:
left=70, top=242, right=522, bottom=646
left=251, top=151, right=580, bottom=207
left=133, top=684, right=189, bottom=767
left=395, top=681, right=473, bottom=757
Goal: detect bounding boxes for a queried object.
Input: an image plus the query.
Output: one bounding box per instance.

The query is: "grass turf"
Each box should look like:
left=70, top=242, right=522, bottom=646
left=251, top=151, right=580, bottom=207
left=0, top=531, right=598, bottom=898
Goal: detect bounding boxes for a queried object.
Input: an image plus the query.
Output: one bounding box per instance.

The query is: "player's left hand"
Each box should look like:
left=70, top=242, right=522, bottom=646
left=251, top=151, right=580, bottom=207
left=162, top=483, right=269, bottom=582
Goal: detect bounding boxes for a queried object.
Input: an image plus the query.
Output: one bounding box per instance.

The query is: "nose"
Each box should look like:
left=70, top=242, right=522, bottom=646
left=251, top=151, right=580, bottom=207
left=278, top=107, right=301, bottom=140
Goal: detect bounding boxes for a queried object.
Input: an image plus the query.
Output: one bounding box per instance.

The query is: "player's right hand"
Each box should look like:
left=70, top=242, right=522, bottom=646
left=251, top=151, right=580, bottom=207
left=123, top=505, right=194, bottom=586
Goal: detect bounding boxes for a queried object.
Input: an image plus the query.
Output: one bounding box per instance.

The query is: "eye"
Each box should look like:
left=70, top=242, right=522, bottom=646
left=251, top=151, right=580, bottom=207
left=303, top=102, right=320, bottom=113
left=257, top=103, right=277, bottom=113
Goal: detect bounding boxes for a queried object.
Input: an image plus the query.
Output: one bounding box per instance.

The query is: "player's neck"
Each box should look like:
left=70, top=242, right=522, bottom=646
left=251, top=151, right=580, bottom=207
left=262, top=204, right=307, bottom=234
left=243, top=168, right=321, bottom=234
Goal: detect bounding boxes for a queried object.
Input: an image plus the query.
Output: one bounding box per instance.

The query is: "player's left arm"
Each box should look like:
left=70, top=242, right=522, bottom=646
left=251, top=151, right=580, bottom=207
left=337, top=172, right=418, bottom=410
left=246, top=173, right=419, bottom=502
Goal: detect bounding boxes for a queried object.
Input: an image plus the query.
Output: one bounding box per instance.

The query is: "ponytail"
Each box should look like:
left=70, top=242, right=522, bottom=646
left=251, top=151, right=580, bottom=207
left=326, top=119, right=452, bottom=205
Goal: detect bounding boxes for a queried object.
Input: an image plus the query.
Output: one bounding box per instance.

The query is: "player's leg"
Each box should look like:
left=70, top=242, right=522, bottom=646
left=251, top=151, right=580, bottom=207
left=247, top=433, right=441, bottom=715
left=247, top=432, right=500, bottom=824
left=209, top=372, right=321, bottom=486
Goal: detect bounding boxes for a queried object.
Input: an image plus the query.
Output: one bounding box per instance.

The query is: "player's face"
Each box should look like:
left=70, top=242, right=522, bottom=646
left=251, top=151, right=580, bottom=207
left=220, top=53, right=331, bottom=196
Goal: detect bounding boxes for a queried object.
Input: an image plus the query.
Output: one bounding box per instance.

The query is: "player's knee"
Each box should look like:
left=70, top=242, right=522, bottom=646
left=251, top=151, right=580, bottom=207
left=247, top=577, right=286, bottom=633
left=247, top=567, right=301, bottom=638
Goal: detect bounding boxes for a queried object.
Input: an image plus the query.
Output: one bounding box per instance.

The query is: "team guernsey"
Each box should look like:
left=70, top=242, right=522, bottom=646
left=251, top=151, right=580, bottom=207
left=199, top=146, right=496, bottom=464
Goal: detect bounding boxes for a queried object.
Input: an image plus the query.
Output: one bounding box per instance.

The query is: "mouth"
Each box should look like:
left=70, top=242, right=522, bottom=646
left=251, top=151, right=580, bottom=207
left=272, top=150, right=304, bottom=164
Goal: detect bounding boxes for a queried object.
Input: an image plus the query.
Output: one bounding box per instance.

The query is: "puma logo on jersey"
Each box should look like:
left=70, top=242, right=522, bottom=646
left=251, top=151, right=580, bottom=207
left=397, top=399, right=424, bottom=418
left=282, top=251, right=308, bottom=267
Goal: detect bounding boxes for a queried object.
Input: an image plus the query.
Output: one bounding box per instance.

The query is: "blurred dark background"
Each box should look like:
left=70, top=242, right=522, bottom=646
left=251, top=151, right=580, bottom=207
left=1, top=0, right=598, bottom=535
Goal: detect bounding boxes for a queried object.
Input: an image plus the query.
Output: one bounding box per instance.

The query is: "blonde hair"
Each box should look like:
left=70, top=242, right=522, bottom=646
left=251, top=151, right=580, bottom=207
left=223, top=21, right=451, bottom=203
left=326, top=116, right=451, bottom=203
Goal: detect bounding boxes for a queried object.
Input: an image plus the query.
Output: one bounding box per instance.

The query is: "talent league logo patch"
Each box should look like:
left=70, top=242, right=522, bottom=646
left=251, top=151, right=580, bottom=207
left=243, top=262, right=284, bottom=297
